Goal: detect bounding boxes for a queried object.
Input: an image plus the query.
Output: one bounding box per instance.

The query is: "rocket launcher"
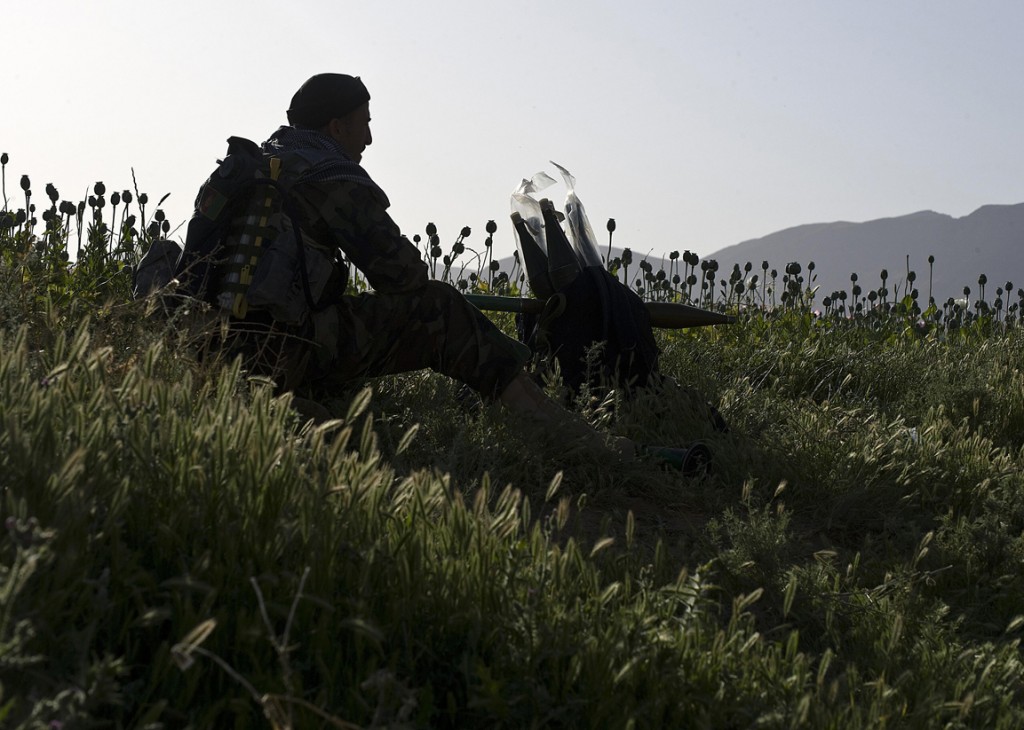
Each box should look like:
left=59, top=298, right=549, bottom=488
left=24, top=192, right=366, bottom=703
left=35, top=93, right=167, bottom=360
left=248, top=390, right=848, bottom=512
left=510, top=212, right=555, bottom=299
left=464, top=293, right=735, bottom=329
left=540, top=198, right=581, bottom=291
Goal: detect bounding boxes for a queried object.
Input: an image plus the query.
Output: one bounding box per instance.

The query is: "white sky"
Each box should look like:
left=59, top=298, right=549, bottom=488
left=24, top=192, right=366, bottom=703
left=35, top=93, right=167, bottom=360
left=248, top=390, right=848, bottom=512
left=4, top=0, right=1023, bottom=262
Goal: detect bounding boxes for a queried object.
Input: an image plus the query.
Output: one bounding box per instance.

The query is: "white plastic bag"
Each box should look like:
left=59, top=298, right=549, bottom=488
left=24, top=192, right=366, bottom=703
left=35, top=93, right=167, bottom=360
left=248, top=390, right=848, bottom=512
left=550, top=161, right=603, bottom=268
left=510, top=163, right=603, bottom=268
left=510, top=170, right=556, bottom=252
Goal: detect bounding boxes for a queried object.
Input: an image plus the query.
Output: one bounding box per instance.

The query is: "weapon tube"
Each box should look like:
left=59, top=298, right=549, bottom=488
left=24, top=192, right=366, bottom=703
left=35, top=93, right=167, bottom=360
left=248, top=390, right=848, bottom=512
left=565, top=200, right=603, bottom=268
left=540, top=198, right=581, bottom=291
left=510, top=212, right=555, bottom=299
left=462, top=293, right=736, bottom=328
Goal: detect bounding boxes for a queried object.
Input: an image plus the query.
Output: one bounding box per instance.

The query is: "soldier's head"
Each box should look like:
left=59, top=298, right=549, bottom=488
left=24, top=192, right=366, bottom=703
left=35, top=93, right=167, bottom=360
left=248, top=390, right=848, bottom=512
left=288, top=73, right=373, bottom=163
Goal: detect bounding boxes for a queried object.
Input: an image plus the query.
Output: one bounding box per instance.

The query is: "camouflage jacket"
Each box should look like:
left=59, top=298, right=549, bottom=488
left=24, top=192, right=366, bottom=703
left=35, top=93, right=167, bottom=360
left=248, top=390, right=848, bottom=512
left=261, top=126, right=429, bottom=296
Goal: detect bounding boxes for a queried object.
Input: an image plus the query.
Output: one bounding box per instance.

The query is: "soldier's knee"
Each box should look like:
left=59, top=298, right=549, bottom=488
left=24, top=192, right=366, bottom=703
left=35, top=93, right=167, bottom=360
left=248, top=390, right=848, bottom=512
left=421, top=279, right=461, bottom=301
left=416, top=279, right=471, bottom=317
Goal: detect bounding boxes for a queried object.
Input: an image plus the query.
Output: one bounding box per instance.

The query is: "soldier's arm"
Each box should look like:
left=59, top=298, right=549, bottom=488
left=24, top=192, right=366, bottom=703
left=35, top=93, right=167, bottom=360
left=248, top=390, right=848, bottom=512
left=294, top=179, right=429, bottom=294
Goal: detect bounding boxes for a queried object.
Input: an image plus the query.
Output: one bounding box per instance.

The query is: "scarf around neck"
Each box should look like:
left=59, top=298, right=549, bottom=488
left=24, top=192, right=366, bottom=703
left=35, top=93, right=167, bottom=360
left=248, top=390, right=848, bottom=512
left=261, top=126, right=390, bottom=209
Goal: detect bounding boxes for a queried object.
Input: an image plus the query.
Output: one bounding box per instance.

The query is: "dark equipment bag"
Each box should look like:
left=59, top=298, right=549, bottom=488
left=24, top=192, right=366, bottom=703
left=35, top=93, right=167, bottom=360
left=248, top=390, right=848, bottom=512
left=174, top=137, right=265, bottom=302
left=521, top=265, right=660, bottom=395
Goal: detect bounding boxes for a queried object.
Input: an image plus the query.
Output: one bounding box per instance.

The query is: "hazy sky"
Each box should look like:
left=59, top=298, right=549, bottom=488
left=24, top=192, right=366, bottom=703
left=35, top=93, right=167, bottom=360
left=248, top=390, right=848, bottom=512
left=5, top=1, right=1023, bottom=263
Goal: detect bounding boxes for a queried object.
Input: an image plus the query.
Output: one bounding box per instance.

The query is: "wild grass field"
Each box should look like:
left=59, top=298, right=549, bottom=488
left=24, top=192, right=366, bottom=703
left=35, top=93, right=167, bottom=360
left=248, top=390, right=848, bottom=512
left=3, top=163, right=1024, bottom=728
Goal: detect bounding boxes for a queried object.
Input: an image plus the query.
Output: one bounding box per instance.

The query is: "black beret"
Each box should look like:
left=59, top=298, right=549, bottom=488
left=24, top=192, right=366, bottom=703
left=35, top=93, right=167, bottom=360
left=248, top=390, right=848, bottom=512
left=287, top=74, right=370, bottom=128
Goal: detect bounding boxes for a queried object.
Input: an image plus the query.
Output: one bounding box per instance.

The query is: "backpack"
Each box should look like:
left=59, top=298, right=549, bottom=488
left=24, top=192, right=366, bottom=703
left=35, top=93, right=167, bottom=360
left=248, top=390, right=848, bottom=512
left=137, top=136, right=333, bottom=324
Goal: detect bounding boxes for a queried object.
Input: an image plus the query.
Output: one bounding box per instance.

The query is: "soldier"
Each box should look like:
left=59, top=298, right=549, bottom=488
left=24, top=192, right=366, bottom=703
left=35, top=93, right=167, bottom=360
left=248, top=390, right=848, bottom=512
left=213, top=73, right=705, bottom=471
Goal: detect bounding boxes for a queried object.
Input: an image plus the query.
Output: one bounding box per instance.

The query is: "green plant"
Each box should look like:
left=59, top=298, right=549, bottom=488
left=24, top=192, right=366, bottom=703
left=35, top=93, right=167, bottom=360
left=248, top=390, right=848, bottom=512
left=5, top=159, right=1024, bottom=726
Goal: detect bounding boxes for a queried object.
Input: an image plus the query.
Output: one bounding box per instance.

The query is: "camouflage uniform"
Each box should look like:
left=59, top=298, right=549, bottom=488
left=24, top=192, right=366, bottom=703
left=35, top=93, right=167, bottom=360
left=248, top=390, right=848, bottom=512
left=234, top=128, right=530, bottom=399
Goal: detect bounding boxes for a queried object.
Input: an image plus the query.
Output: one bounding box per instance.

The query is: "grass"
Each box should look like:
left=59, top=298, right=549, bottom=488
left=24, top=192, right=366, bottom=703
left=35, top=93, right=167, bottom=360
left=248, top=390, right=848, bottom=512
left=2, top=159, right=1024, bottom=727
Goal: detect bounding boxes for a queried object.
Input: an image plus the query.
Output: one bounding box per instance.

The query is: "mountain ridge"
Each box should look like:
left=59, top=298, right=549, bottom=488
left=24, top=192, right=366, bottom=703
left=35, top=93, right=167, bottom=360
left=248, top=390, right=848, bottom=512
left=492, top=203, right=1024, bottom=305
left=706, top=202, right=1024, bottom=304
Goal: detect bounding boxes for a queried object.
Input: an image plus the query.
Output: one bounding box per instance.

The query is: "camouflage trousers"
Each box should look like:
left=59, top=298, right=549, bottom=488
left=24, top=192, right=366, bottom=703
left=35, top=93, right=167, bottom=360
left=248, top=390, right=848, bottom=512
left=307, top=280, right=530, bottom=398
left=217, top=280, right=529, bottom=399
